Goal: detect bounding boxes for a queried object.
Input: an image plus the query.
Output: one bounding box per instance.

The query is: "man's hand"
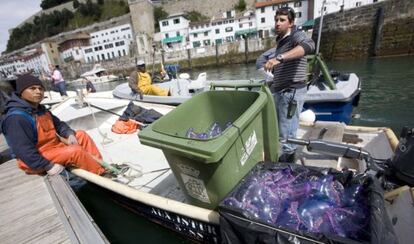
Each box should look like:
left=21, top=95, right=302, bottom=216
left=47, top=164, right=65, bottom=176
left=67, top=134, right=78, bottom=145
left=264, top=58, right=280, bottom=72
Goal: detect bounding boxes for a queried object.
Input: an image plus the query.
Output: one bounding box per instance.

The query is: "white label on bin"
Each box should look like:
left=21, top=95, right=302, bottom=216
left=240, top=130, right=258, bottom=166
left=177, top=164, right=200, bottom=177
left=181, top=173, right=211, bottom=203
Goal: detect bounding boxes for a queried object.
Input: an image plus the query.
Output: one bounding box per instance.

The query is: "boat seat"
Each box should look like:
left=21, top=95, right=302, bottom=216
left=187, top=72, right=207, bottom=90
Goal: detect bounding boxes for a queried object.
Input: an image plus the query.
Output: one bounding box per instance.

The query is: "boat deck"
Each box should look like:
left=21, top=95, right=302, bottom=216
left=0, top=159, right=108, bottom=244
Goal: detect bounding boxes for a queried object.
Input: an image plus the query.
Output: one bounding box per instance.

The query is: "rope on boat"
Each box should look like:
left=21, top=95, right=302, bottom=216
left=84, top=99, right=114, bottom=145
left=80, top=95, right=169, bottom=185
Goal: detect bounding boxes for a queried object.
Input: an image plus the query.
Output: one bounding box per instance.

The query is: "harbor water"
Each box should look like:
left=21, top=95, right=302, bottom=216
left=73, top=55, right=414, bottom=243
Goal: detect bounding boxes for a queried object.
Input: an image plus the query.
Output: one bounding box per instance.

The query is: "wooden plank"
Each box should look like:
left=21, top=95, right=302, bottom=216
left=46, top=174, right=108, bottom=244
left=302, top=121, right=346, bottom=142
left=0, top=160, right=107, bottom=244
left=0, top=160, right=71, bottom=244
left=298, top=122, right=346, bottom=169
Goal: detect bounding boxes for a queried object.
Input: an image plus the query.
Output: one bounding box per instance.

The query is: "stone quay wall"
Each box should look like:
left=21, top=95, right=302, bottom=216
left=65, top=37, right=276, bottom=79
left=312, top=0, right=414, bottom=60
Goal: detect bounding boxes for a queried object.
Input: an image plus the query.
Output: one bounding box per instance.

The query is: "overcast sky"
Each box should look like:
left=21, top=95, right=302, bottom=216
left=0, top=0, right=42, bottom=54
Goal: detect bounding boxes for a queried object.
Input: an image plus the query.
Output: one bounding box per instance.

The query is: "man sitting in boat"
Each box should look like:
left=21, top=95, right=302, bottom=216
left=129, top=60, right=170, bottom=96
left=82, top=77, right=96, bottom=93
left=0, top=74, right=105, bottom=176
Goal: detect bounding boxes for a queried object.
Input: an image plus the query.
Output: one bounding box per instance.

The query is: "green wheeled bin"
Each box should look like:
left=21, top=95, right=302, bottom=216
left=139, top=85, right=278, bottom=209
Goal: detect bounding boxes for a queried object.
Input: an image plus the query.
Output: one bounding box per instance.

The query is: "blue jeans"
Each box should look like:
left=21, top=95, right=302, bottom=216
left=53, top=81, right=68, bottom=96
left=273, top=86, right=307, bottom=154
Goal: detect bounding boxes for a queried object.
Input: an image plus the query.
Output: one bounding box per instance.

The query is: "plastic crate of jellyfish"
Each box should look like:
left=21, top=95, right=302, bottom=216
left=218, top=162, right=397, bottom=244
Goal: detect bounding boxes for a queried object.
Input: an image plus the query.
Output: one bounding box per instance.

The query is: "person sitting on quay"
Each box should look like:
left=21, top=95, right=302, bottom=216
left=0, top=74, right=105, bottom=176
left=128, top=60, right=170, bottom=97
left=49, top=64, right=68, bottom=97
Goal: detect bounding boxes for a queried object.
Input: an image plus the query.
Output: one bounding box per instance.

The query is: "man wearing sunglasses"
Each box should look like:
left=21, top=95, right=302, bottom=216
left=264, top=7, right=315, bottom=163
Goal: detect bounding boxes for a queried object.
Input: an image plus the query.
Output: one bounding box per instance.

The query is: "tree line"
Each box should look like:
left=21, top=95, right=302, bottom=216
left=7, top=0, right=128, bottom=52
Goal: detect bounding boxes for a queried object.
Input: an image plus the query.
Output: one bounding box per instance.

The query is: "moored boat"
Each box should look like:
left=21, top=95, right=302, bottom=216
left=73, top=64, right=119, bottom=85
left=50, top=89, right=401, bottom=243
left=113, top=59, right=360, bottom=124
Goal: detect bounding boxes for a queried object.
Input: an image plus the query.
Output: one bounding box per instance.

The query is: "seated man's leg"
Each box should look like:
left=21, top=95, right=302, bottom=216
left=41, top=144, right=105, bottom=175
left=148, top=85, right=169, bottom=96
left=74, top=130, right=103, bottom=160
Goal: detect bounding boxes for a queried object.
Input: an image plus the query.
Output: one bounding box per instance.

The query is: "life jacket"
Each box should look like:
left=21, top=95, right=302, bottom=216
left=4, top=109, right=62, bottom=174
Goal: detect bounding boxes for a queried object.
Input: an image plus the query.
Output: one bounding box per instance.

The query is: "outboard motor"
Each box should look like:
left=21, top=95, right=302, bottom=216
left=390, top=127, right=414, bottom=186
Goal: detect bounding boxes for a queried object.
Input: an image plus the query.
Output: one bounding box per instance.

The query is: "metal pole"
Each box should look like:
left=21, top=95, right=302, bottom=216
left=151, top=43, right=156, bottom=78
left=316, top=0, right=326, bottom=55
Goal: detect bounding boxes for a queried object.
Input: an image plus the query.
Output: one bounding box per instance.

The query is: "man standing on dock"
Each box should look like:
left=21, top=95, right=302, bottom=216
left=263, top=7, right=315, bottom=163
left=0, top=74, right=105, bottom=175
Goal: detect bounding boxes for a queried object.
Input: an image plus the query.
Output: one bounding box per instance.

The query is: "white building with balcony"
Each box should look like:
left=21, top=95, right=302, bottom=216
left=0, top=56, right=28, bottom=78
left=159, top=13, right=190, bottom=50
left=188, top=10, right=257, bottom=48
left=310, top=0, right=383, bottom=19
left=58, top=33, right=90, bottom=64
left=24, top=49, right=49, bottom=75
left=83, top=23, right=134, bottom=63
left=255, top=0, right=309, bottom=38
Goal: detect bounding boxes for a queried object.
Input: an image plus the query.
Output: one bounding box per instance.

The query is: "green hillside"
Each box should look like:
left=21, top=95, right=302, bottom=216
left=6, top=0, right=129, bottom=53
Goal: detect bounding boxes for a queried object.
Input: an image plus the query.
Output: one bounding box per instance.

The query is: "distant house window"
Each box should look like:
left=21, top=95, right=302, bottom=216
left=239, top=23, right=243, bottom=28
left=272, top=5, right=276, bottom=10
left=176, top=31, right=180, bottom=36
left=225, top=27, right=233, bottom=32
left=261, top=7, right=265, bottom=13
left=226, top=11, right=232, bottom=18
left=249, top=22, right=253, bottom=27
left=112, top=51, right=115, bottom=58
left=165, top=33, right=169, bottom=39
left=193, top=41, right=201, bottom=48
left=215, top=29, right=220, bottom=34
left=107, top=53, right=110, bottom=59
left=261, top=17, right=265, bottom=23
left=162, top=21, right=169, bottom=26
left=193, top=33, right=198, bottom=38
left=101, top=54, right=105, bottom=60
left=204, top=31, right=208, bottom=36
left=118, top=50, right=121, bottom=56
left=295, top=12, right=302, bottom=18
left=356, top=2, right=362, bottom=7
left=203, top=40, right=211, bottom=46
left=294, top=2, right=302, bottom=7
left=173, top=18, right=180, bottom=24
left=281, top=3, right=288, bottom=7
left=122, top=49, right=126, bottom=56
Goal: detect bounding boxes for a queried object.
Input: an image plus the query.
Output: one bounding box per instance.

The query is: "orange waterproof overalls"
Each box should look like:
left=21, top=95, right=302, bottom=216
left=17, top=112, right=105, bottom=175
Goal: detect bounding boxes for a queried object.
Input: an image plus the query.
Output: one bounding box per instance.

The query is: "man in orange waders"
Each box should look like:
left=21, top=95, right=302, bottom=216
left=0, top=74, right=105, bottom=176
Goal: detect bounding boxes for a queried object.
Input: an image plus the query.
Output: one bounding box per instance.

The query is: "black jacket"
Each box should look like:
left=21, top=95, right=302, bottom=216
left=0, top=93, right=74, bottom=170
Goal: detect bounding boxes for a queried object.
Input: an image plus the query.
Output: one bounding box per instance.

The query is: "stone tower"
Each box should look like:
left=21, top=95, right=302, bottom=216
left=128, top=0, right=155, bottom=55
